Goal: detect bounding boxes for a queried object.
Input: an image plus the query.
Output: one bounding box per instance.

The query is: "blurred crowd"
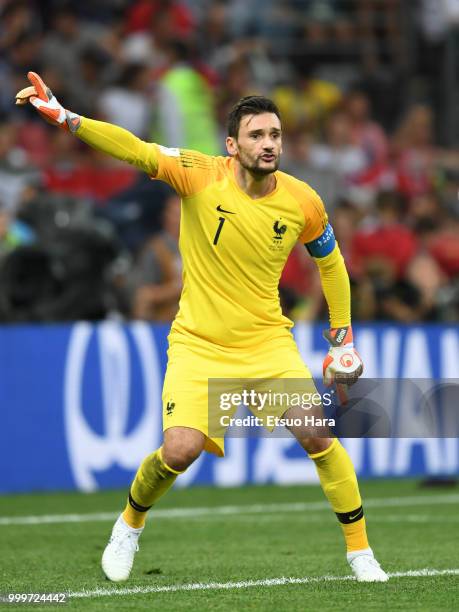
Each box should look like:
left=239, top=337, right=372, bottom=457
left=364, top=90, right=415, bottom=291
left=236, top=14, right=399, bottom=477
left=0, top=0, right=458, bottom=323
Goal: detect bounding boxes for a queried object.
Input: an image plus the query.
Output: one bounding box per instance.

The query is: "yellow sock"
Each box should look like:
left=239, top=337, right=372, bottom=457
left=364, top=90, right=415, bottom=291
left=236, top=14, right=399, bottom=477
left=122, top=447, right=182, bottom=529
left=309, top=438, right=369, bottom=552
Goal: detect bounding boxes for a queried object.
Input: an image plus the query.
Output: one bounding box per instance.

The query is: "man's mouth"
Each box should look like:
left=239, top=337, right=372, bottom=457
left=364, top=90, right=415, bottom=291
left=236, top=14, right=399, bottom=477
left=260, top=154, right=276, bottom=162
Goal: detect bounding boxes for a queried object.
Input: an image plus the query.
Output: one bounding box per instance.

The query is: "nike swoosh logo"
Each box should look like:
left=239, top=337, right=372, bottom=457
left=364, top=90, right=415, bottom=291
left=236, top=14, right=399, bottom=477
left=349, top=510, right=364, bottom=521
left=216, top=205, right=236, bottom=214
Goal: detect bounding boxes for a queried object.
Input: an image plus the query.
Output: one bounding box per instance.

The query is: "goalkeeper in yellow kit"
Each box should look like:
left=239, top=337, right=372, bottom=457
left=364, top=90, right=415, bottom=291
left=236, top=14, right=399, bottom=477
left=16, top=72, right=388, bottom=583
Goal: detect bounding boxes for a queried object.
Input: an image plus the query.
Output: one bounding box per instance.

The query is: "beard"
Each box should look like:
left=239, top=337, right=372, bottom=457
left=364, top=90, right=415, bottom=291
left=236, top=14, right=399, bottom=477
left=238, top=151, right=280, bottom=176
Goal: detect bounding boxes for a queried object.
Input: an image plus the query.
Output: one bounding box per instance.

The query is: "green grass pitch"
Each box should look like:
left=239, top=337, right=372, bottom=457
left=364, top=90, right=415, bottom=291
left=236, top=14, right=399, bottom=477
left=0, top=479, right=458, bottom=611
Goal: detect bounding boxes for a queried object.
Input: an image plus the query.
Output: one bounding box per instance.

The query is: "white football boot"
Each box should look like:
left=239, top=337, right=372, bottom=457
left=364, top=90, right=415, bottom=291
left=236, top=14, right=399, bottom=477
left=101, top=515, right=143, bottom=582
left=347, top=548, right=389, bottom=582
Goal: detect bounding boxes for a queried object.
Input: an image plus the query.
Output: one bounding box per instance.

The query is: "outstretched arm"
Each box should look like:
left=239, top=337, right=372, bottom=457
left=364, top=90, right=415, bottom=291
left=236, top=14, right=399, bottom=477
left=76, top=118, right=159, bottom=176
left=16, top=71, right=217, bottom=196
left=16, top=71, right=159, bottom=175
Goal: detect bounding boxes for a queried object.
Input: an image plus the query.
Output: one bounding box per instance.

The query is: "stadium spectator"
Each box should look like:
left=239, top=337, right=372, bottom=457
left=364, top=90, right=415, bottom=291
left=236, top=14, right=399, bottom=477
left=41, top=5, right=105, bottom=83
left=44, top=130, right=137, bottom=204
left=126, top=0, right=195, bottom=38
left=0, top=30, right=44, bottom=117
left=0, top=1, right=41, bottom=55
left=215, top=55, right=259, bottom=140
left=0, top=119, right=40, bottom=213
left=3, top=0, right=458, bottom=323
left=330, top=199, right=360, bottom=264
left=425, top=219, right=459, bottom=281
left=281, top=129, right=342, bottom=212
left=99, top=62, right=153, bottom=138
left=131, top=193, right=182, bottom=321
left=350, top=191, right=418, bottom=280
left=308, top=110, right=368, bottom=204
left=0, top=201, right=35, bottom=256
left=100, top=175, right=175, bottom=253
left=196, top=1, right=232, bottom=74
left=273, top=56, right=342, bottom=134
left=392, top=104, right=438, bottom=198
left=150, top=39, right=220, bottom=154
left=72, top=46, right=112, bottom=118
left=405, top=252, right=447, bottom=319
left=344, top=89, right=389, bottom=191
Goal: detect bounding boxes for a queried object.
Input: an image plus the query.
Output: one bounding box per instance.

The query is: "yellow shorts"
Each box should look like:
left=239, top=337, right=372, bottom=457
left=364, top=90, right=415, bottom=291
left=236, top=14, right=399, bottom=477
left=162, top=331, right=317, bottom=456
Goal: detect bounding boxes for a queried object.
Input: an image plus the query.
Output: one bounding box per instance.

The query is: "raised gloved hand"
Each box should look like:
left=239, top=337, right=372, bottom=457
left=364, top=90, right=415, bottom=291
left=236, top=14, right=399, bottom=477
left=323, top=326, right=363, bottom=405
left=15, top=71, right=81, bottom=132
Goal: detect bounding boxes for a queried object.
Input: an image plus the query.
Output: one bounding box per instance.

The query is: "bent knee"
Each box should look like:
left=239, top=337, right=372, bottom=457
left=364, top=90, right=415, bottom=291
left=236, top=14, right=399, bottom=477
left=163, top=445, right=202, bottom=472
left=162, top=428, right=205, bottom=471
left=302, top=437, right=334, bottom=456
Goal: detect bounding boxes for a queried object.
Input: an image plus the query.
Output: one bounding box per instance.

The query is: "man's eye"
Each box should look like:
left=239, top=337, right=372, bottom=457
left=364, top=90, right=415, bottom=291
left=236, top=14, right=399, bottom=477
left=251, top=134, right=260, bottom=139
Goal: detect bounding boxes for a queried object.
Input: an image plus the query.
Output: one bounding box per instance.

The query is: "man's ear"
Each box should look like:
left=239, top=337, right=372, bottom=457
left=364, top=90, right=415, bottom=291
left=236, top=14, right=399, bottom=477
left=226, top=136, right=237, bottom=156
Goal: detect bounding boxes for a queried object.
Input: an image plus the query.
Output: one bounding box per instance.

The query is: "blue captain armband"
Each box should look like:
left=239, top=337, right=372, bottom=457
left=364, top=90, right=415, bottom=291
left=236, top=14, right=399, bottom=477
left=304, top=223, right=336, bottom=257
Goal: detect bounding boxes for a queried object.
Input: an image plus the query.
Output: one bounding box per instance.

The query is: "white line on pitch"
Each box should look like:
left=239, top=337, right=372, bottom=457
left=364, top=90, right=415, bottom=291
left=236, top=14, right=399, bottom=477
left=68, top=568, right=459, bottom=599
left=1, top=493, right=459, bottom=526
left=226, top=513, right=459, bottom=525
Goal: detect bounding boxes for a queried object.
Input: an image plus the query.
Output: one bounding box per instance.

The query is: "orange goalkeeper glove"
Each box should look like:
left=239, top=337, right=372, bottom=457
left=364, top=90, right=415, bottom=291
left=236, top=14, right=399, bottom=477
left=322, top=326, right=363, bottom=405
left=15, top=71, right=81, bottom=133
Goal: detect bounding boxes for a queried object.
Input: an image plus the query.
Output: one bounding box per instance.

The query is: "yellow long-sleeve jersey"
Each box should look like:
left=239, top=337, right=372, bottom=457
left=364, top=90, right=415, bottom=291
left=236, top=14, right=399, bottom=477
left=76, top=117, right=350, bottom=348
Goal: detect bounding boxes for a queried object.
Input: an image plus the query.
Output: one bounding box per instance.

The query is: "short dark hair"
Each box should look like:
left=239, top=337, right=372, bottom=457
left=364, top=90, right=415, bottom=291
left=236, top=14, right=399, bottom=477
left=227, top=96, right=281, bottom=138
